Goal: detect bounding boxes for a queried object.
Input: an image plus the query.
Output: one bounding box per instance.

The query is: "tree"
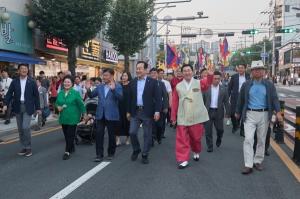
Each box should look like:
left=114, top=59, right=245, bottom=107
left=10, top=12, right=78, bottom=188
left=230, top=39, right=272, bottom=67
left=28, top=0, right=111, bottom=75
left=106, top=0, right=154, bottom=72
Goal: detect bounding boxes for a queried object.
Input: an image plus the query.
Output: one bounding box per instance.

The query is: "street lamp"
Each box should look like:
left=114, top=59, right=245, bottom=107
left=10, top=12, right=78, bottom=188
left=0, top=7, right=10, bottom=23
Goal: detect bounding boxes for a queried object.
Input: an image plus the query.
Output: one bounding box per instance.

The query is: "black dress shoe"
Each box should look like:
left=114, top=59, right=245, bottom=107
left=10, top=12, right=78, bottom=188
left=157, top=139, right=162, bottom=145
left=216, top=138, right=222, bottom=147
left=265, top=150, right=270, bottom=156
left=141, top=154, right=149, bottom=164
left=131, top=149, right=141, bottom=161
left=241, top=167, right=253, bottom=175
left=94, top=156, right=103, bottom=162
left=62, top=152, right=70, bottom=160
left=207, top=148, right=213, bottom=153
left=4, top=120, right=10, bottom=125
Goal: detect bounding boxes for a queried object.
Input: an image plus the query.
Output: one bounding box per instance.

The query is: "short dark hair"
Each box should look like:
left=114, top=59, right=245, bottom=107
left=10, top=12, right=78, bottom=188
left=157, top=69, right=165, bottom=73
left=74, top=76, right=81, bottom=80
left=82, top=75, right=87, bottom=81
left=121, top=72, right=132, bottom=81
left=39, top=71, right=45, bottom=75
left=136, top=61, right=148, bottom=69
left=181, top=64, right=193, bottom=72
left=58, top=71, right=63, bottom=75
left=18, top=63, right=29, bottom=70
left=1, top=69, right=8, bottom=73
left=213, top=71, right=222, bottom=76
left=103, top=68, right=115, bottom=75
left=238, top=64, right=247, bottom=68
left=149, top=68, right=158, bottom=72
left=96, top=77, right=102, bottom=83
left=63, top=75, right=74, bottom=85
left=90, top=77, right=96, bottom=82
left=200, top=68, right=207, bottom=75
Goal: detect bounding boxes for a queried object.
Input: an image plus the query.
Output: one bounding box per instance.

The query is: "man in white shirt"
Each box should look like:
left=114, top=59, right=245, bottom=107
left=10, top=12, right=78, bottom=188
left=3, top=64, right=41, bottom=157
left=228, top=64, right=250, bottom=136
left=0, top=69, right=13, bottom=124
left=203, top=71, right=230, bottom=152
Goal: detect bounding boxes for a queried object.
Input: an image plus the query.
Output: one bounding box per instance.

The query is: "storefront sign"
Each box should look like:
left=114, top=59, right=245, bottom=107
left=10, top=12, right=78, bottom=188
left=80, top=40, right=101, bottom=61
left=0, top=12, right=33, bottom=54
left=46, top=37, right=68, bottom=52
left=104, top=49, right=118, bottom=63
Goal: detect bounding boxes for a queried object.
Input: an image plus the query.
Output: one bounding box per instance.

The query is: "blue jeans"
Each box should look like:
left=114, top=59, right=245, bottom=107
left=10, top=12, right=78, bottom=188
left=16, top=104, right=32, bottom=149
left=129, top=110, right=153, bottom=155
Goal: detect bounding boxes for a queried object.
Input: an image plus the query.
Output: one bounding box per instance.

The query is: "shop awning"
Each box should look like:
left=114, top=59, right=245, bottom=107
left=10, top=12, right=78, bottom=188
left=0, top=51, right=46, bottom=65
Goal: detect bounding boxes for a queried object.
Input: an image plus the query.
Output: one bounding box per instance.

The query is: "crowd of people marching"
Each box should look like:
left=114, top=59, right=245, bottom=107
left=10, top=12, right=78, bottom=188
left=1, top=59, right=283, bottom=174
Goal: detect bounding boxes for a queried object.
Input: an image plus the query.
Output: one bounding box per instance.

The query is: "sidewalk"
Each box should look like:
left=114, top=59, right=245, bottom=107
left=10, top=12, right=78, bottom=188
left=276, top=83, right=300, bottom=92
left=0, top=114, right=58, bottom=141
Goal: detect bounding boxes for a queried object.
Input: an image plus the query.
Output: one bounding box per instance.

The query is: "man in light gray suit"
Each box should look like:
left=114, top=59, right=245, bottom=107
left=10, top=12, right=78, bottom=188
left=203, top=71, right=230, bottom=152
left=35, top=78, right=48, bottom=130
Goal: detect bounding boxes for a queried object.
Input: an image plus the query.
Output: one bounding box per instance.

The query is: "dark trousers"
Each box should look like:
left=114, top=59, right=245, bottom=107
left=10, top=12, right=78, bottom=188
left=62, top=124, right=77, bottom=153
left=129, top=110, right=153, bottom=155
left=205, top=109, right=224, bottom=150
left=95, top=119, right=117, bottom=157
left=254, top=125, right=271, bottom=153
left=161, top=112, right=167, bottom=137
left=5, top=100, right=12, bottom=121
left=231, top=113, right=244, bottom=132
left=152, top=112, right=164, bottom=142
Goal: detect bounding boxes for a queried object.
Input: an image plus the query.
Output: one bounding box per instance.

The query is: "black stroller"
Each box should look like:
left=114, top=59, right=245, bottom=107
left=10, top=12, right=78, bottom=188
left=75, top=98, right=98, bottom=144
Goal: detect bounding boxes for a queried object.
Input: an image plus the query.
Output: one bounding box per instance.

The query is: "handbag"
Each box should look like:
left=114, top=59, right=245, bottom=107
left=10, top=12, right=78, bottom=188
left=42, top=106, right=51, bottom=118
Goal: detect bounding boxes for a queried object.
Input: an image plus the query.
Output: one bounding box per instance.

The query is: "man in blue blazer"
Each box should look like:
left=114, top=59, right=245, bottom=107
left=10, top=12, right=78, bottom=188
left=86, top=68, right=123, bottom=162
left=127, top=61, right=162, bottom=164
left=228, top=64, right=250, bottom=136
left=3, top=64, right=41, bottom=157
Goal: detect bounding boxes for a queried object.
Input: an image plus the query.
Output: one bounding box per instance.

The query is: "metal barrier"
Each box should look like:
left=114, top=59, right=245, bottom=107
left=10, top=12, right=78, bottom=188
left=293, top=106, right=300, bottom=164
left=277, top=100, right=300, bottom=165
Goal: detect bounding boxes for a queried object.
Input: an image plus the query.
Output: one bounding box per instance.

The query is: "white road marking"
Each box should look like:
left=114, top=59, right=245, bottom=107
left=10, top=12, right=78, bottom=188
left=49, top=162, right=110, bottom=199
left=288, top=95, right=297, bottom=98
left=278, top=93, right=287, bottom=97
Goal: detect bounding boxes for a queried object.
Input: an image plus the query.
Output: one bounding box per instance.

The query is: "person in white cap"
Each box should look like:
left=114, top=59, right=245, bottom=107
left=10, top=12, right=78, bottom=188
left=235, top=60, right=283, bottom=175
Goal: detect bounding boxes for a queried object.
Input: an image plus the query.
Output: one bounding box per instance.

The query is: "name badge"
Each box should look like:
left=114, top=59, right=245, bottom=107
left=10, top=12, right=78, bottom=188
left=192, top=88, right=200, bottom=92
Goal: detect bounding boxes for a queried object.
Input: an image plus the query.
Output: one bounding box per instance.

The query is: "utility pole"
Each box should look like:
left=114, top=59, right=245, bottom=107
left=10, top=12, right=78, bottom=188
left=263, top=40, right=266, bottom=65
left=165, top=24, right=169, bottom=68
left=272, top=1, right=276, bottom=76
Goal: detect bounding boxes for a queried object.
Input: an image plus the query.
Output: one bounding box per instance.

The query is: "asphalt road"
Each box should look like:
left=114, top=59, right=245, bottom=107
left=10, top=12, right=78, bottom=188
left=0, top=124, right=299, bottom=199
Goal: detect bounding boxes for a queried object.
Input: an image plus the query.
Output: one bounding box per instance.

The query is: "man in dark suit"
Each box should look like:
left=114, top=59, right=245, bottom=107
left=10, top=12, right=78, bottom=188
left=228, top=64, right=250, bottom=136
left=127, top=61, right=162, bottom=164
left=149, top=68, right=169, bottom=145
left=203, top=71, right=230, bottom=152
left=86, top=68, right=123, bottom=162
left=3, top=64, right=41, bottom=157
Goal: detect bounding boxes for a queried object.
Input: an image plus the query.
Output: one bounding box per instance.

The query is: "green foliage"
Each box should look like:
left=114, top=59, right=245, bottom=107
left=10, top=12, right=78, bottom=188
left=106, top=0, right=154, bottom=71
left=230, top=39, right=272, bottom=66
left=28, top=0, right=111, bottom=74
left=28, top=0, right=111, bottom=46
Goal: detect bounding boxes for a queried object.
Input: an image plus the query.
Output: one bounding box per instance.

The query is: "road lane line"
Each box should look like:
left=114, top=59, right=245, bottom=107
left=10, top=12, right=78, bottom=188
left=0, top=126, right=61, bottom=145
left=270, top=139, right=300, bottom=183
left=49, top=162, right=110, bottom=199
left=284, top=135, right=294, bottom=151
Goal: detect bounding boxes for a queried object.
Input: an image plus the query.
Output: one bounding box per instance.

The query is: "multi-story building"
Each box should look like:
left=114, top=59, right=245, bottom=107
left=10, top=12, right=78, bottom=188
left=275, top=0, right=300, bottom=75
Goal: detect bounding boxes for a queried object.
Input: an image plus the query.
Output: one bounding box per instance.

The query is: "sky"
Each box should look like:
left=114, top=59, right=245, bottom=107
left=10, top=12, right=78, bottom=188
left=155, top=0, right=272, bottom=50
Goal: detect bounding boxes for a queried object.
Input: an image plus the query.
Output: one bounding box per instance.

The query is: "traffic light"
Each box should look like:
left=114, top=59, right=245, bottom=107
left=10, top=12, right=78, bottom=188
left=242, top=29, right=259, bottom=35
left=276, top=28, right=295, bottom=33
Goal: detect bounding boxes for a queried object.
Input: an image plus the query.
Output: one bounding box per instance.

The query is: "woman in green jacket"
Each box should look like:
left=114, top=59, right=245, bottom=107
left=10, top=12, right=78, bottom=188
left=56, top=75, right=86, bottom=160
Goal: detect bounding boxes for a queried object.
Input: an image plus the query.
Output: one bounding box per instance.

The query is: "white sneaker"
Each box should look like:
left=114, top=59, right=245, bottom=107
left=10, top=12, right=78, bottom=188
left=193, top=153, right=200, bottom=161
left=178, top=161, right=189, bottom=169
left=226, top=119, right=231, bottom=126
